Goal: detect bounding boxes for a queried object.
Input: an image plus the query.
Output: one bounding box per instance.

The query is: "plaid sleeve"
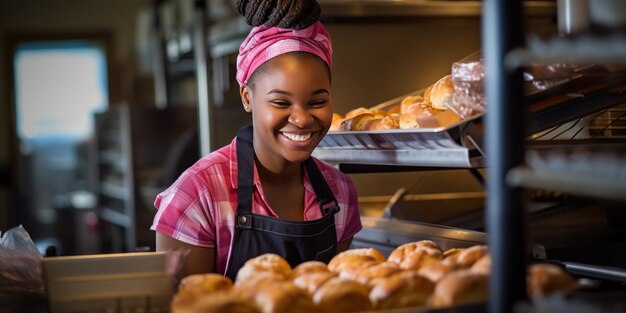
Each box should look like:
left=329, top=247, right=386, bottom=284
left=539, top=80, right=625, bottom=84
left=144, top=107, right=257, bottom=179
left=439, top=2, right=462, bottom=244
left=151, top=169, right=216, bottom=248
left=338, top=174, right=362, bottom=242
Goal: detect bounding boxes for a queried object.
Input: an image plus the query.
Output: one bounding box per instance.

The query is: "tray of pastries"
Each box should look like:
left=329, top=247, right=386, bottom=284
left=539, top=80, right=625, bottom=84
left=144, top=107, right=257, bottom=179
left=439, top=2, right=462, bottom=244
left=170, top=241, right=577, bottom=313
left=314, top=73, right=486, bottom=168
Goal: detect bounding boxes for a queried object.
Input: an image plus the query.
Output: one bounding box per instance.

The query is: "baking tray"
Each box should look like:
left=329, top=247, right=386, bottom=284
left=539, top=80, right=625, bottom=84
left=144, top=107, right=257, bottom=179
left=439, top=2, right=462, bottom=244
left=352, top=216, right=487, bottom=256
left=314, top=114, right=485, bottom=168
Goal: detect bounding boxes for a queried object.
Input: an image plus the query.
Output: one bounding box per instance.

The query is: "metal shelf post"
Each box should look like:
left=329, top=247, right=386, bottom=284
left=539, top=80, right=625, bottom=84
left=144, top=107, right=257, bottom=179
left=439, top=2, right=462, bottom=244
left=483, top=0, right=528, bottom=312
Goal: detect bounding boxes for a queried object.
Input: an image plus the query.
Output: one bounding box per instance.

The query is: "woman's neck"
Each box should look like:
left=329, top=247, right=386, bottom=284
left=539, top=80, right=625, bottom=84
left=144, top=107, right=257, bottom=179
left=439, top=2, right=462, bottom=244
left=253, top=146, right=302, bottom=185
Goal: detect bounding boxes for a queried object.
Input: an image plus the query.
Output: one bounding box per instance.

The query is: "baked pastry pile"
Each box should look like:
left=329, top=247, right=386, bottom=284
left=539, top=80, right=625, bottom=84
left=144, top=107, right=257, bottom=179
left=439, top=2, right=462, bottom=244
left=171, top=243, right=577, bottom=313
left=330, top=75, right=462, bottom=132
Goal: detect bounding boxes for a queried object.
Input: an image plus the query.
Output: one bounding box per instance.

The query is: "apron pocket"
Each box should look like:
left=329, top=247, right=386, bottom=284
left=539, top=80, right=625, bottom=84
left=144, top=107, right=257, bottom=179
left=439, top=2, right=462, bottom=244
left=314, top=244, right=336, bottom=262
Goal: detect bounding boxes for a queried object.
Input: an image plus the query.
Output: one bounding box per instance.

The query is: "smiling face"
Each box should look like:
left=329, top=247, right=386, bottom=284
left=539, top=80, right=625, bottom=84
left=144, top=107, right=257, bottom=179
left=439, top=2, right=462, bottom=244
left=240, top=52, right=332, bottom=169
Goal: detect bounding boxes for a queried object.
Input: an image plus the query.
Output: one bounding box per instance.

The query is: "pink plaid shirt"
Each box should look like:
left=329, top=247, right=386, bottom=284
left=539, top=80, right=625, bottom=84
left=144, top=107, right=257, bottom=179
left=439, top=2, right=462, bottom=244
left=151, top=137, right=362, bottom=275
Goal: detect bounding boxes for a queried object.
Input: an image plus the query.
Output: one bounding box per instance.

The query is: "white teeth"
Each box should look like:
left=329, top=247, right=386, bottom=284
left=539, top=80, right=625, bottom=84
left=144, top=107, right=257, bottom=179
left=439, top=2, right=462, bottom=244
left=282, top=132, right=312, bottom=142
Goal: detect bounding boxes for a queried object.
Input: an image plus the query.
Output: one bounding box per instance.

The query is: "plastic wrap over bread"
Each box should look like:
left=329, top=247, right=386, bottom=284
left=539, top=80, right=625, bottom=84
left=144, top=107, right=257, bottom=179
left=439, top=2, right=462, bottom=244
left=524, top=62, right=576, bottom=93
left=449, top=50, right=580, bottom=118
left=450, top=52, right=486, bottom=119
left=0, top=225, right=45, bottom=312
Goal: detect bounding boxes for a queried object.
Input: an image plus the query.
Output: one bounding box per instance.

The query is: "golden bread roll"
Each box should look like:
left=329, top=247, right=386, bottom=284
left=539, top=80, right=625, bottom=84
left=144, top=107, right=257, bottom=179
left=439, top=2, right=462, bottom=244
left=433, top=110, right=462, bottom=127
left=378, top=114, right=400, bottom=130
left=470, top=254, right=491, bottom=275
left=423, top=85, right=434, bottom=104
left=369, top=108, right=387, bottom=116
left=292, top=271, right=336, bottom=296
left=343, top=248, right=387, bottom=263
left=404, top=102, right=440, bottom=116
left=369, top=271, right=435, bottom=310
left=454, top=245, right=489, bottom=269
left=443, top=248, right=465, bottom=259
left=178, top=273, right=233, bottom=294
left=339, top=113, right=383, bottom=131
left=429, top=270, right=488, bottom=308
left=236, top=254, right=292, bottom=283
left=253, top=281, right=319, bottom=313
left=329, top=113, right=345, bottom=132
left=418, top=262, right=455, bottom=283
left=338, top=259, right=379, bottom=281
left=328, top=254, right=379, bottom=274
left=441, top=248, right=464, bottom=267
left=355, top=262, right=402, bottom=287
left=398, top=107, right=442, bottom=129
left=527, top=263, right=576, bottom=297
left=328, top=248, right=386, bottom=273
left=172, top=274, right=234, bottom=313
left=362, top=118, right=383, bottom=131
left=234, top=272, right=287, bottom=300
left=398, top=248, right=443, bottom=271
left=400, top=95, right=425, bottom=114
left=189, top=292, right=261, bottom=313
left=386, top=105, right=401, bottom=115
left=313, top=278, right=373, bottom=313
left=428, top=75, right=454, bottom=110
left=290, top=261, right=329, bottom=279
left=387, top=240, right=442, bottom=264
left=345, top=107, right=370, bottom=119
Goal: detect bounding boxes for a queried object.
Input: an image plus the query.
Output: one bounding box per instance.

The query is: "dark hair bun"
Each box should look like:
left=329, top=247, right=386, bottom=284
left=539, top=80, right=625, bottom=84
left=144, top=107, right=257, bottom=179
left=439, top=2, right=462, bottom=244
left=236, top=0, right=321, bottom=30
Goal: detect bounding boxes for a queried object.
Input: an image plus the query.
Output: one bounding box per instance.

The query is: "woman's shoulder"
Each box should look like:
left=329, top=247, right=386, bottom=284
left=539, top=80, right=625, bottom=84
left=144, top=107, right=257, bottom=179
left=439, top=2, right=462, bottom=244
left=187, top=144, right=233, bottom=175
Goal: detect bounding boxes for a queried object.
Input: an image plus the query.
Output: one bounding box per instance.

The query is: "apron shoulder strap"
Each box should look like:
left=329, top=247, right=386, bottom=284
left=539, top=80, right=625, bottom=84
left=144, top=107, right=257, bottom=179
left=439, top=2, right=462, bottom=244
left=236, top=125, right=255, bottom=215
left=304, top=158, right=339, bottom=214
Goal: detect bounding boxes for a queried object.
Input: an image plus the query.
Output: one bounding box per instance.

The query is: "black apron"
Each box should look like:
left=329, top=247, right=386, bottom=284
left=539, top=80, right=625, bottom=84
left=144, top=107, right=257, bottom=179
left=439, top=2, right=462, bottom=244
left=224, top=126, right=340, bottom=280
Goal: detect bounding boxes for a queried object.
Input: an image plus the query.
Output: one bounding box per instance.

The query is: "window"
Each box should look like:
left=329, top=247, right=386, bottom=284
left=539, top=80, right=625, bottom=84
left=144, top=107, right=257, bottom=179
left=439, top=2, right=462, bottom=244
left=14, top=41, right=109, bottom=140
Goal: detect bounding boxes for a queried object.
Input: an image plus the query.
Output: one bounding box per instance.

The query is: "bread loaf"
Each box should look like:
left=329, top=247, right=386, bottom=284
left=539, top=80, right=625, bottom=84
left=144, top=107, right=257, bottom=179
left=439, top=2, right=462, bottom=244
left=329, top=113, right=345, bottom=132
left=290, top=261, right=329, bottom=280
left=189, top=292, right=261, bottom=313
left=469, top=255, right=491, bottom=275
left=429, top=270, right=488, bottom=308
left=172, top=274, right=234, bottom=313
left=388, top=241, right=442, bottom=264
left=328, top=248, right=386, bottom=273
left=418, top=262, right=455, bottom=283
left=313, top=278, right=373, bottom=313
left=345, top=107, right=370, bottom=119
left=398, top=104, right=441, bottom=129
left=338, top=113, right=383, bottom=131
left=427, top=75, right=454, bottom=110
left=236, top=254, right=292, bottom=283
left=400, top=95, right=425, bottom=114
left=235, top=272, right=287, bottom=300
left=442, top=248, right=464, bottom=266
left=178, top=273, right=233, bottom=294
left=354, top=262, right=402, bottom=287
left=398, top=248, right=443, bottom=271
left=292, top=271, right=336, bottom=296
left=253, top=281, right=319, bottom=313
left=369, top=271, right=435, bottom=310
left=454, top=245, right=489, bottom=269
left=527, top=263, right=576, bottom=296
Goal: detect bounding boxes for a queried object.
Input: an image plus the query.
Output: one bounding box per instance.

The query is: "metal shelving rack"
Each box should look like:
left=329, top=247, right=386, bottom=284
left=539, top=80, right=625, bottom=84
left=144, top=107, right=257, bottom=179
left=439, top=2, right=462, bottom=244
left=486, top=1, right=626, bottom=312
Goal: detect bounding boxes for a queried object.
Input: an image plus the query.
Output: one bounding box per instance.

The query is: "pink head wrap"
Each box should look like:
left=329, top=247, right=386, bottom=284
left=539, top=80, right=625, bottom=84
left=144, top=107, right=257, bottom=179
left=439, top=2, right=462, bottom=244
left=236, top=21, right=332, bottom=86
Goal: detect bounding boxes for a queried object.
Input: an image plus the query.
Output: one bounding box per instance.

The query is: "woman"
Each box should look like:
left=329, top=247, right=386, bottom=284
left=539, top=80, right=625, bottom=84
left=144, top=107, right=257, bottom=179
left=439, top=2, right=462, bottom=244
left=152, top=0, right=362, bottom=279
